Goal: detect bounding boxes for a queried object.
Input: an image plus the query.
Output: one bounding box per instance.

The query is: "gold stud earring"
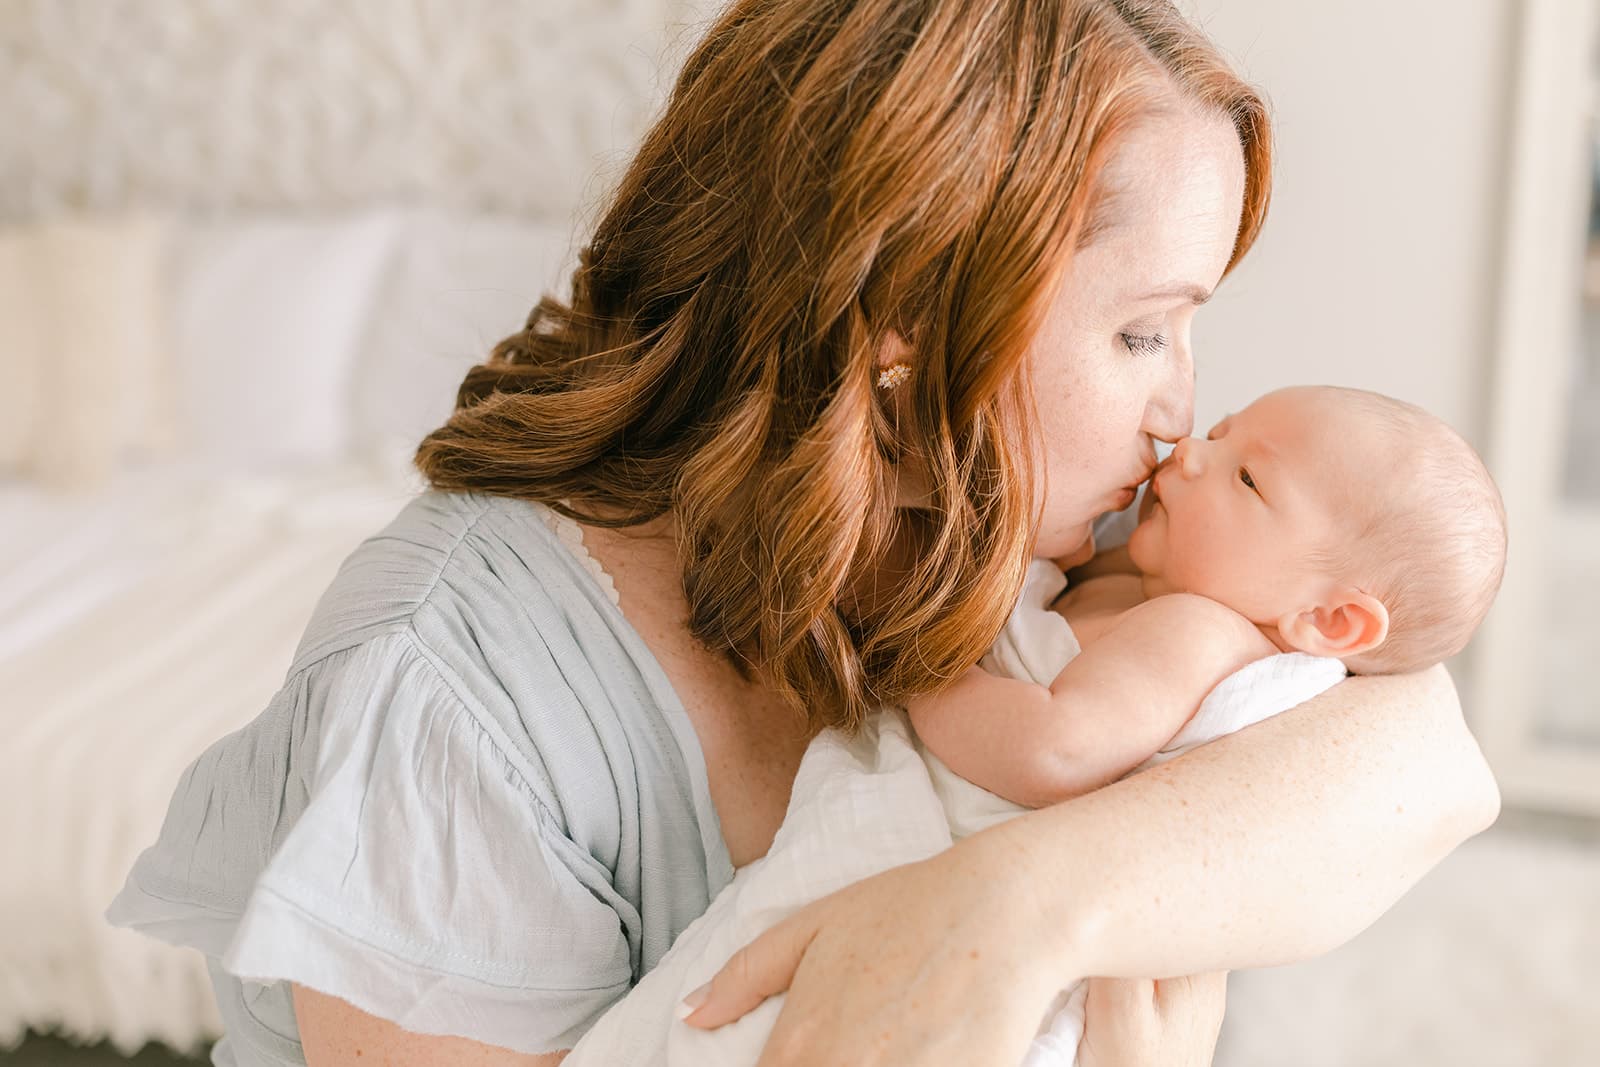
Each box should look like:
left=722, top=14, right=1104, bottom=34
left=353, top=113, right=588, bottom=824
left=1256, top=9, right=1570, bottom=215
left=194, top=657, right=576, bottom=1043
left=876, top=362, right=911, bottom=390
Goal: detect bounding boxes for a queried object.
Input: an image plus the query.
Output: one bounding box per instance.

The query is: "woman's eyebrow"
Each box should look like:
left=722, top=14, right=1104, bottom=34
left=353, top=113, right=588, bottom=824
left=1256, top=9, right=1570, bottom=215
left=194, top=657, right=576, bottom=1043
left=1130, top=282, right=1214, bottom=305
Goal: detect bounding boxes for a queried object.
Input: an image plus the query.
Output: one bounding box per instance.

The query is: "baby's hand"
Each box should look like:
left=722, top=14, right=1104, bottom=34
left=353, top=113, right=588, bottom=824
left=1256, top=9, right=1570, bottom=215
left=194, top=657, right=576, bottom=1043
left=1065, top=542, right=1138, bottom=583
left=1054, top=529, right=1097, bottom=571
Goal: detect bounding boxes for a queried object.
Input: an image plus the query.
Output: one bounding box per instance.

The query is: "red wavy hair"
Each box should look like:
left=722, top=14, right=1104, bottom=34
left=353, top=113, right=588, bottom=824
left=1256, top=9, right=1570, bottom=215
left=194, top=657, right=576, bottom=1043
left=416, top=0, right=1273, bottom=734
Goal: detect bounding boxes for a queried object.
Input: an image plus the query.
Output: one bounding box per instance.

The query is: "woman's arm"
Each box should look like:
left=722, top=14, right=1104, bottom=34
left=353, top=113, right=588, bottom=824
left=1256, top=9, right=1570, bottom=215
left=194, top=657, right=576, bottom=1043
left=681, top=664, right=1499, bottom=1065
left=293, top=985, right=570, bottom=1067
left=982, top=663, right=1500, bottom=977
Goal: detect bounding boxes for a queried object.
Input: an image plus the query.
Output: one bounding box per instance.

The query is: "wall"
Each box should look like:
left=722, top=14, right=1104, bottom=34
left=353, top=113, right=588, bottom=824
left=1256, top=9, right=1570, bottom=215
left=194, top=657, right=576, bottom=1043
left=1185, top=0, right=1517, bottom=444
left=2, top=0, right=1519, bottom=449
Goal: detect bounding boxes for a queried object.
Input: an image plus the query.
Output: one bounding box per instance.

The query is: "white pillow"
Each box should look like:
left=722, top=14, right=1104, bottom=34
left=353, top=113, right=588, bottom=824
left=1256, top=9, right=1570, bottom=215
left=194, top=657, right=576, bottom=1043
left=0, top=231, right=46, bottom=473
left=170, top=213, right=400, bottom=471
left=349, top=211, right=579, bottom=469
left=0, top=216, right=178, bottom=490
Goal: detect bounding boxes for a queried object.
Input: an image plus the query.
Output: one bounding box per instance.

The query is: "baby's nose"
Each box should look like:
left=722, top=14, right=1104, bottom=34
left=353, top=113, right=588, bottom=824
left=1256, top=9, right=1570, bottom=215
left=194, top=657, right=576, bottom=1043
left=1174, top=436, right=1205, bottom=477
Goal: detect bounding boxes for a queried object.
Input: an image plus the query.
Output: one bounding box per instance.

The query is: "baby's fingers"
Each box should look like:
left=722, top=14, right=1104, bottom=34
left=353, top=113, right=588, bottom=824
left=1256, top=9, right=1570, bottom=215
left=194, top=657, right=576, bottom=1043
left=678, top=912, right=819, bottom=1029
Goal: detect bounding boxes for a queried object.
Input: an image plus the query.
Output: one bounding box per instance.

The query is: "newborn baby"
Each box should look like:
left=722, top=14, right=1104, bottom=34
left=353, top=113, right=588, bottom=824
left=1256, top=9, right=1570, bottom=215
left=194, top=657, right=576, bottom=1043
left=565, top=384, right=1507, bottom=1067
left=898, top=385, right=1507, bottom=1065
left=908, top=384, right=1508, bottom=810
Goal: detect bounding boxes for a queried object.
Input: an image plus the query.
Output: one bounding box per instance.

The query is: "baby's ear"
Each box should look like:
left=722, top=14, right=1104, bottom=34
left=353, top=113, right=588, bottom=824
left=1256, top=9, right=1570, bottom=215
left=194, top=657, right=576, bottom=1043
left=1277, top=590, right=1389, bottom=660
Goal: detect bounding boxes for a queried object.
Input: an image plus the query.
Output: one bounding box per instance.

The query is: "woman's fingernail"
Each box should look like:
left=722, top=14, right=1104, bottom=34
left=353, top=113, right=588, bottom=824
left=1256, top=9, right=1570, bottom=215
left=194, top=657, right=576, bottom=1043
left=675, top=982, right=712, bottom=1021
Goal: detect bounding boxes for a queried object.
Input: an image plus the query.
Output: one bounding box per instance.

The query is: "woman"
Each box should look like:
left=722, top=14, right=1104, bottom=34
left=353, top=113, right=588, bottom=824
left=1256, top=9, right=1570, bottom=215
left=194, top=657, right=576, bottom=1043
left=109, top=1, right=1500, bottom=1065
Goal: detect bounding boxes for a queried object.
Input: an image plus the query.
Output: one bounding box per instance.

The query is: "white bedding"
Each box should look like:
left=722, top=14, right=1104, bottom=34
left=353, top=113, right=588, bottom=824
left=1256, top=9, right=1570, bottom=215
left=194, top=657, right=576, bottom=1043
left=0, top=460, right=422, bottom=1054
left=0, top=205, right=577, bottom=1053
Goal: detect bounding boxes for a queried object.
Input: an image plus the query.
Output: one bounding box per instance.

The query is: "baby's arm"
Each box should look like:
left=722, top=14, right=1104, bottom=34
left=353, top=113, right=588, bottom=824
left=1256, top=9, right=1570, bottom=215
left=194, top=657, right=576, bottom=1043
left=908, top=594, right=1275, bottom=808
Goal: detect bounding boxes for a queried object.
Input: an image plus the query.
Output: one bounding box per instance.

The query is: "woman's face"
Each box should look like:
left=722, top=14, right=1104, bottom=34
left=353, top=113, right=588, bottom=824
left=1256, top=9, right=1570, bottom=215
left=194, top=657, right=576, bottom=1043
left=1026, top=104, right=1248, bottom=563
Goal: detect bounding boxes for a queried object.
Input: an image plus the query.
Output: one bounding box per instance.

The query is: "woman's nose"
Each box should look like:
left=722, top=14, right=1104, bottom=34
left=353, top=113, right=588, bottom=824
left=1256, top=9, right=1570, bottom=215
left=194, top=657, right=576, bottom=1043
left=1143, top=338, right=1196, bottom=444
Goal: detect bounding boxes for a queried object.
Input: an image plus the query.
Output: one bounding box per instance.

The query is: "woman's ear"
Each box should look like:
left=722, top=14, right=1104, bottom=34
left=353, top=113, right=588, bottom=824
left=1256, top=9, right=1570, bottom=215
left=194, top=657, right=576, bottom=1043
left=877, top=328, right=914, bottom=376
left=1276, top=590, right=1390, bottom=659
left=875, top=327, right=934, bottom=506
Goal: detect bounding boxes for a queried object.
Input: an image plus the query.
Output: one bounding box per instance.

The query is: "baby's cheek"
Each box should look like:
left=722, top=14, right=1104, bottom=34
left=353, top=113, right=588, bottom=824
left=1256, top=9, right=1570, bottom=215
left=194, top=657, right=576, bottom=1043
left=1127, top=522, right=1156, bottom=573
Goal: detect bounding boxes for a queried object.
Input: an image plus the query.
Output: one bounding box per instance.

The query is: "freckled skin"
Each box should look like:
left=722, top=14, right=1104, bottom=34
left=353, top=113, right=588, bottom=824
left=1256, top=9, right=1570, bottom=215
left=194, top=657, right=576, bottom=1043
left=1019, top=104, right=1245, bottom=560
left=904, top=108, right=1257, bottom=817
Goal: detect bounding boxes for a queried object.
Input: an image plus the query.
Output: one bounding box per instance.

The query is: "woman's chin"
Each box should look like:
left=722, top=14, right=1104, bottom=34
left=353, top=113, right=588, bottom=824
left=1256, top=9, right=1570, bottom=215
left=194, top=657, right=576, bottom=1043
left=1038, top=522, right=1095, bottom=566
left=1055, top=531, right=1097, bottom=570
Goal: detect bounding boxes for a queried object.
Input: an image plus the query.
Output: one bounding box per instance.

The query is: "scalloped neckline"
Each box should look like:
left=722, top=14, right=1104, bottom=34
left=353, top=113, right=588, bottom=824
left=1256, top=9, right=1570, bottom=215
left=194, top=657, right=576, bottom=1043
left=535, top=505, right=621, bottom=608
left=523, top=497, right=738, bottom=887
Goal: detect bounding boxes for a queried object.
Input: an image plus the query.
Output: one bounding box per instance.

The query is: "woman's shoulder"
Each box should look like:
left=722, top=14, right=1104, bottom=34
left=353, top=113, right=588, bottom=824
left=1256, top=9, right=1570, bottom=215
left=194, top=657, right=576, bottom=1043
left=282, top=488, right=694, bottom=827
left=273, top=488, right=734, bottom=878
left=286, top=489, right=617, bottom=673
left=109, top=622, right=652, bottom=1055
left=107, top=492, right=734, bottom=1053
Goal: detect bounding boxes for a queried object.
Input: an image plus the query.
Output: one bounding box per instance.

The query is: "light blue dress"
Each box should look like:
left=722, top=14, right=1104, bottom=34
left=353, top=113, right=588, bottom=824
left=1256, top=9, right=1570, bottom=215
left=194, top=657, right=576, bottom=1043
left=106, top=491, right=736, bottom=1065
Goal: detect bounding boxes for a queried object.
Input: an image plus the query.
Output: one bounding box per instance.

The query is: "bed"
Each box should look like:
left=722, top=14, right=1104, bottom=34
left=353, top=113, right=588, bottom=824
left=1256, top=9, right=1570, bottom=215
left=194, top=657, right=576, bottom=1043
left=0, top=209, right=579, bottom=1055
left=0, top=0, right=720, bottom=1050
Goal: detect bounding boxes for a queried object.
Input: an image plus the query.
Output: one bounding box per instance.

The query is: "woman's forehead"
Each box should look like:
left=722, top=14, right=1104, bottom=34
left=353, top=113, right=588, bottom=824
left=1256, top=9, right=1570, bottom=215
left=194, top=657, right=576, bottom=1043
left=1099, top=101, right=1245, bottom=208
left=1086, top=111, right=1247, bottom=295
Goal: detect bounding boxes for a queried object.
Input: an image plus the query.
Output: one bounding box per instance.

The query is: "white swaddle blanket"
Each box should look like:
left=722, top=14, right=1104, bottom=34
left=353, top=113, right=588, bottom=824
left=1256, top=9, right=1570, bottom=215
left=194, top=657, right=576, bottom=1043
left=566, top=560, right=1346, bottom=1066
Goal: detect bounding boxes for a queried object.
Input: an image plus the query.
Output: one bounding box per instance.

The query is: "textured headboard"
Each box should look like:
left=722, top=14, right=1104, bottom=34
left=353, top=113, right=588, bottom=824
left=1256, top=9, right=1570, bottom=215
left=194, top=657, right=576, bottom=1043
left=0, top=0, right=716, bottom=225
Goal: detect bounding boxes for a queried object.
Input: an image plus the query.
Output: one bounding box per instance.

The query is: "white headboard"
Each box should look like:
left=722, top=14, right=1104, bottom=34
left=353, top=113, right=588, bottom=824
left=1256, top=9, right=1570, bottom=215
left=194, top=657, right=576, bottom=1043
left=0, top=0, right=716, bottom=225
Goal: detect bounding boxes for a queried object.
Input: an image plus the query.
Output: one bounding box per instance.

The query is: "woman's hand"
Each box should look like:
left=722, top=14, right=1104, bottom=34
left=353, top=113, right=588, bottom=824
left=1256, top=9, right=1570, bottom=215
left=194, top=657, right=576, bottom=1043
left=678, top=845, right=1067, bottom=1066
left=1076, top=974, right=1228, bottom=1067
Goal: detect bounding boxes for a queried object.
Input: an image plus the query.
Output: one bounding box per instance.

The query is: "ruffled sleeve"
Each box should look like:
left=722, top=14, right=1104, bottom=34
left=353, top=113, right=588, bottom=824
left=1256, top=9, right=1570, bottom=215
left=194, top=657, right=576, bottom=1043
left=111, top=632, right=634, bottom=1055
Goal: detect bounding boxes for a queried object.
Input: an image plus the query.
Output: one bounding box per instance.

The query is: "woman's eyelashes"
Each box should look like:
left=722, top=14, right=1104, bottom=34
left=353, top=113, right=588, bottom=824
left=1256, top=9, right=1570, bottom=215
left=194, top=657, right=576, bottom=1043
left=1119, top=331, right=1168, bottom=357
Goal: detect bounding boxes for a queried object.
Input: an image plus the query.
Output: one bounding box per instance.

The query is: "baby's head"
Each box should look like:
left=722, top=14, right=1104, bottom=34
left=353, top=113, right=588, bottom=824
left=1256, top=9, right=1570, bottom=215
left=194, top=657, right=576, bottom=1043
left=1128, top=386, right=1507, bottom=674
